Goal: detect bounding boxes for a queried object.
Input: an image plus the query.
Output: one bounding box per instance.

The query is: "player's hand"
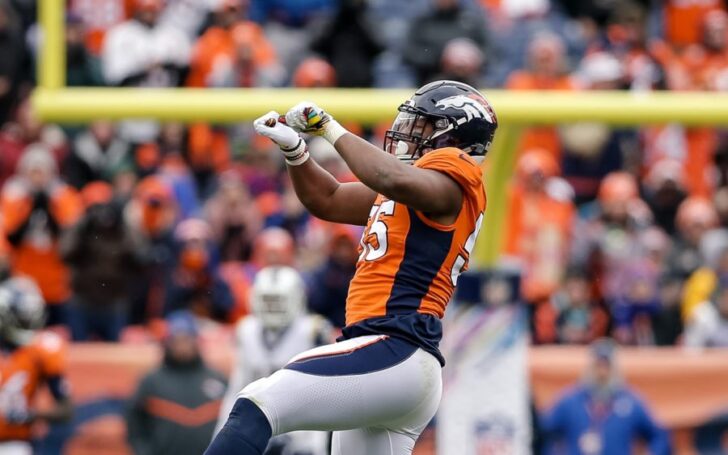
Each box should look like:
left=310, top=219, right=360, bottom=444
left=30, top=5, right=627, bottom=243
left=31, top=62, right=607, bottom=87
left=253, top=111, right=300, bottom=149
left=253, top=111, right=309, bottom=166
left=285, top=101, right=331, bottom=134
left=285, top=102, right=348, bottom=145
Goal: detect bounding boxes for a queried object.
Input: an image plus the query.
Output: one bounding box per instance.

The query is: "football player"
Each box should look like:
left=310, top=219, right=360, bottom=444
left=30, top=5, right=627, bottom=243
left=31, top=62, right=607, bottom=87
left=208, top=80, right=496, bottom=455
left=0, top=277, right=72, bottom=455
left=215, top=266, right=332, bottom=454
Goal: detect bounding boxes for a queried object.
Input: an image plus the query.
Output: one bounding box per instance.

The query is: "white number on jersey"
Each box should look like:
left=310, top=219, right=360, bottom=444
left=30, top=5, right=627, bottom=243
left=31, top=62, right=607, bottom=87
left=360, top=200, right=396, bottom=262
left=450, top=213, right=484, bottom=286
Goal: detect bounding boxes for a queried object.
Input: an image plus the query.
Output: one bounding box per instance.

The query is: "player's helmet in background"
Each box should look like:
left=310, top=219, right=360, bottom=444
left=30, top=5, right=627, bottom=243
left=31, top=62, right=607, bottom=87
left=0, top=277, right=46, bottom=346
left=384, top=80, right=498, bottom=164
left=250, top=266, right=306, bottom=330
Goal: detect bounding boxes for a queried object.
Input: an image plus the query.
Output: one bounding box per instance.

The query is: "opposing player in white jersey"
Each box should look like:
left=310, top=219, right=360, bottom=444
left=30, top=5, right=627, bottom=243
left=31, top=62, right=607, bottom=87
left=216, top=266, right=332, bottom=455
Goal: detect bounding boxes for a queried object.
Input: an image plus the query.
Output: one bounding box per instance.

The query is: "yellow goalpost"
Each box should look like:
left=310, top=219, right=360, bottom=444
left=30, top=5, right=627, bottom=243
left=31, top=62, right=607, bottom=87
left=32, top=0, right=728, bottom=266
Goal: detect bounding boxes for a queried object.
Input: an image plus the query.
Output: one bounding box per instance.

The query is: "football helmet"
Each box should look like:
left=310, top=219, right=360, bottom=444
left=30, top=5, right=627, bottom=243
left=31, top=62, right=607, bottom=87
left=384, top=80, right=498, bottom=164
left=250, top=266, right=306, bottom=330
left=0, top=277, right=46, bottom=346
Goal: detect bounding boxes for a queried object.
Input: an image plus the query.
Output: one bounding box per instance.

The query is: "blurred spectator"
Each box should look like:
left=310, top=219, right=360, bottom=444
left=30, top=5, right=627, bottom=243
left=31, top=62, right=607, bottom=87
left=402, top=0, right=488, bottom=84
left=684, top=278, right=728, bottom=348
left=249, top=0, right=337, bottom=72
left=677, top=10, right=728, bottom=92
left=187, top=0, right=282, bottom=88
left=0, top=277, right=73, bottom=454
left=595, top=1, right=670, bottom=91
left=217, top=225, right=295, bottom=322
left=0, top=99, right=68, bottom=186
left=132, top=123, right=204, bottom=219
left=542, top=338, right=671, bottom=455
left=651, top=272, right=684, bottom=346
left=310, top=0, right=384, bottom=87
left=69, top=0, right=128, bottom=55
left=428, top=38, right=485, bottom=87
left=158, top=0, right=213, bottom=39
left=164, top=219, right=234, bottom=321
left=292, top=57, right=337, bottom=88
left=307, top=225, right=359, bottom=328
left=534, top=268, right=609, bottom=345
left=561, top=53, right=638, bottom=202
left=66, top=13, right=104, bottom=87
left=216, top=266, right=331, bottom=453
left=64, top=121, right=132, bottom=189
left=126, top=311, right=227, bottom=455
left=571, top=172, right=652, bottom=302
left=250, top=227, right=296, bottom=273
left=127, top=176, right=178, bottom=323
left=0, top=1, right=22, bottom=124
left=1, top=146, right=82, bottom=326
left=506, top=33, right=576, bottom=163
left=641, top=159, right=687, bottom=236
left=668, top=197, right=719, bottom=280
left=682, top=230, right=728, bottom=322
left=668, top=11, right=728, bottom=199
left=663, top=0, right=725, bottom=49
left=102, top=0, right=191, bottom=143
left=610, top=261, right=661, bottom=345
left=204, top=175, right=262, bottom=263
left=552, top=0, right=623, bottom=28
left=102, top=0, right=190, bottom=87
left=60, top=183, right=143, bottom=341
left=504, top=149, right=576, bottom=305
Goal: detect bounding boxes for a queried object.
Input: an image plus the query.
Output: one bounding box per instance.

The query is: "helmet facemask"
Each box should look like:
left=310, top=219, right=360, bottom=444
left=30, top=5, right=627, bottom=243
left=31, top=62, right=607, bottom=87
left=384, top=103, right=449, bottom=164
left=254, top=291, right=300, bottom=330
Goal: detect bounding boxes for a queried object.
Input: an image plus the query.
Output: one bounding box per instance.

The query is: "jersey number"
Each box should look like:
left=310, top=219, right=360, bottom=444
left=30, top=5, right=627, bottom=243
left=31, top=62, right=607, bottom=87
left=450, top=213, right=484, bottom=286
left=360, top=200, right=396, bottom=261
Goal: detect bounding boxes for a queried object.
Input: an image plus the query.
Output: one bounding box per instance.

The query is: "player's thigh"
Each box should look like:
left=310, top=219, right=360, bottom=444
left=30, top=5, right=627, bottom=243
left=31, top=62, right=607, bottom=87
left=332, top=428, right=418, bottom=455
left=238, top=335, right=442, bottom=436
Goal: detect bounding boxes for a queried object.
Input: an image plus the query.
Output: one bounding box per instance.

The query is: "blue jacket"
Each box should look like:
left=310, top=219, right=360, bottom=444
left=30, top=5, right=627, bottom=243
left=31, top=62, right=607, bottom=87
left=541, top=385, right=671, bottom=455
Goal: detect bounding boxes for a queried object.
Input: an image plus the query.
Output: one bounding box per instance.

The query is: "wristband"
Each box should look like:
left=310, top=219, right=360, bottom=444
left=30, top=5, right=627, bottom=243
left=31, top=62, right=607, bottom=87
left=281, top=138, right=310, bottom=166
left=321, top=120, right=348, bottom=145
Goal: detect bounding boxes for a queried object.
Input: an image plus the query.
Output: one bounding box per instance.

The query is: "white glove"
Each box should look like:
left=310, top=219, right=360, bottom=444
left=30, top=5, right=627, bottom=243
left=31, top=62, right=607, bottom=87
left=285, top=101, right=348, bottom=145
left=253, top=111, right=309, bottom=166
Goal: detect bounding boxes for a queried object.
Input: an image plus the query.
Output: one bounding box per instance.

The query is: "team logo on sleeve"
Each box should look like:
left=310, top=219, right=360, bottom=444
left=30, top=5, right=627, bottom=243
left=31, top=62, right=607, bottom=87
left=436, top=95, right=494, bottom=123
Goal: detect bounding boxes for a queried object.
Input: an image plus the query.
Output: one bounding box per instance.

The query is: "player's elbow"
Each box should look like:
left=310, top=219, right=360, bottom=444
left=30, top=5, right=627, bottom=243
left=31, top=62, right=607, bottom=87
left=298, top=194, right=337, bottom=222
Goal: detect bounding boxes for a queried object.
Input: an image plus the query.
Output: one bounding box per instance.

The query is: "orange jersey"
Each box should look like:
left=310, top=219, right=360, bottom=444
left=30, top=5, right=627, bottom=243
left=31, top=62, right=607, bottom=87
left=343, top=148, right=486, bottom=360
left=664, top=0, right=724, bottom=48
left=0, top=332, right=67, bottom=441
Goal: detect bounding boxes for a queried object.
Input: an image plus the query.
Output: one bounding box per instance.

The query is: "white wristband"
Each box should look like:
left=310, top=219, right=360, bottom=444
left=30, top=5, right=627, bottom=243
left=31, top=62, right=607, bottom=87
left=322, top=120, right=348, bottom=145
left=281, top=138, right=310, bottom=166
left=286, top=151, right=310, bottom=166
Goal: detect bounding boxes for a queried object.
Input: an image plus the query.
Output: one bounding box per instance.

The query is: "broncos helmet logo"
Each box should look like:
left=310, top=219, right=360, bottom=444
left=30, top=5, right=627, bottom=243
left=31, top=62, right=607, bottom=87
left=435, top=95, right=494, bottom=123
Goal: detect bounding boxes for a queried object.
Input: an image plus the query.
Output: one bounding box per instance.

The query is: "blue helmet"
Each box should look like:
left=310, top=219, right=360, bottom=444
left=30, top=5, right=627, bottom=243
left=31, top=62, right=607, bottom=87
left=384, top=80, right=498, bottom=164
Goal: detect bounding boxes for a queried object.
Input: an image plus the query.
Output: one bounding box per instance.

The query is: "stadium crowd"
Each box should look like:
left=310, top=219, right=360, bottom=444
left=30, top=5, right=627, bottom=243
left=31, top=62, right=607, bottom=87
left=0, top=0, right=727, bottom=352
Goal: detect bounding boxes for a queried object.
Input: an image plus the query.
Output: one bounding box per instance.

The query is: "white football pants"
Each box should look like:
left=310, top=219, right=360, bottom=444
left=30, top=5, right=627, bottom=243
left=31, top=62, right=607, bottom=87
left=237, top=335, right=442, bottom=455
